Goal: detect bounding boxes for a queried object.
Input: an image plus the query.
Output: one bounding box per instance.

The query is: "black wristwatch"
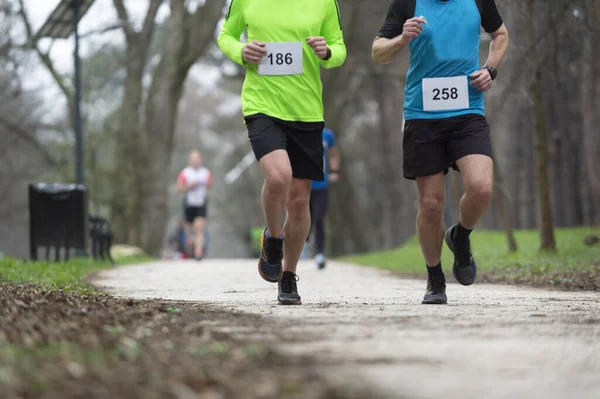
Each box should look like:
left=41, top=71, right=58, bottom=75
left=323, top=47, right=332, bottom=61
left=483, top=65, right=497, bottom=81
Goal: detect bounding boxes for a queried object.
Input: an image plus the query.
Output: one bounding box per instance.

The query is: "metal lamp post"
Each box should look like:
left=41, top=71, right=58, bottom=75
left=36, top=0, right=96, bottom=186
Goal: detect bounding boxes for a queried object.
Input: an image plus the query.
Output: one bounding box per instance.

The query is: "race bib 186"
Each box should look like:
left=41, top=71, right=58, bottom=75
left=258, top=42, right=303, bottom=76
left=422, top=76, right=470, bottom=111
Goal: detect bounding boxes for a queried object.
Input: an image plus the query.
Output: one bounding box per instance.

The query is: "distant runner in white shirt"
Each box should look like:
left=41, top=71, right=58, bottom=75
left=177, top=151, right=212, bottom=260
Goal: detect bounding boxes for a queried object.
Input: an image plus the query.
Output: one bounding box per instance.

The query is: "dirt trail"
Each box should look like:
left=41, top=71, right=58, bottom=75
left=94, top=260, right=600, bottom=399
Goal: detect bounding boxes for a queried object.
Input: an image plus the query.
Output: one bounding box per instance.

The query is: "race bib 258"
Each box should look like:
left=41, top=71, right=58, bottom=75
left=422, top=76, right=470, bottom=111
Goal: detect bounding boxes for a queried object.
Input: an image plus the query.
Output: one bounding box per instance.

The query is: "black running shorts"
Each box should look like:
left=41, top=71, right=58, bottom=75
left=244, top=113, right=325, bottom=181
left=184, top=205, right=207, bottom=223
left=402, top=114, right=494, bottom=179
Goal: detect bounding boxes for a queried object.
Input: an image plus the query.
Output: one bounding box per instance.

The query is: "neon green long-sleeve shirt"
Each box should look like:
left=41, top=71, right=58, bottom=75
left=217, top=0, right=347, bottom=122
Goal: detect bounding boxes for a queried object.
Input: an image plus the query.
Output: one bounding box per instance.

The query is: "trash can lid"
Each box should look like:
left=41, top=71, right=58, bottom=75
left=31, top=183, right=87, bottom=193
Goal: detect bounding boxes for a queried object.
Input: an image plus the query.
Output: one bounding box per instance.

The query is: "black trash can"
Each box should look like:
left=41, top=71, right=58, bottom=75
left=29, top=183, right=88, bottom=261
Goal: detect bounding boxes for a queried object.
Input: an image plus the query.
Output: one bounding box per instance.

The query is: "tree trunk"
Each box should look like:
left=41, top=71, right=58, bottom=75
left=142, top=3, right=186, bottom=256
left=527, top=0, right=556, bottom=251
left=493, top=164, right=518, bottom=252
left=110, top=0, right=162, bottom=245
left=111, top=61, right=146, bottom=245
left=371, top=69, right=400, bottom=249
left=581, top=31, right=600, bottom=225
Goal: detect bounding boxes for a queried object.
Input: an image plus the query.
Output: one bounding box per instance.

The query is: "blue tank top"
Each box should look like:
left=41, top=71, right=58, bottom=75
left=404, top=0, right=484, bottom=120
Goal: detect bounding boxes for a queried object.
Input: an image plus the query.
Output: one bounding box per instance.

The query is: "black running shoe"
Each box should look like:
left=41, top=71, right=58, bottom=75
left=278, top=272, right=302, bottom=305
left=258, top=228, right=283, bottom=283
left=445, top=225, right=477, bottom=286
left=422, top=275, right=447, bottom=304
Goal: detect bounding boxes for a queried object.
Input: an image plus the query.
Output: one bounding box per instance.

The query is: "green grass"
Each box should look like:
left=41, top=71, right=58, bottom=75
left=0, top=254, right=153, bottom=294
left=343, top=227, right=600, bottom=278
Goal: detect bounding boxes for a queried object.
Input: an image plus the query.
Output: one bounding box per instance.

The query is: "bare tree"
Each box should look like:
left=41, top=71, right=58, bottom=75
left=141, top=0, right=227, bottom=254
left=580, top=0, right=600, bottom=225
left=110, top=0, right=163, bottom=245
left=526, top=0, right=556, bottom=250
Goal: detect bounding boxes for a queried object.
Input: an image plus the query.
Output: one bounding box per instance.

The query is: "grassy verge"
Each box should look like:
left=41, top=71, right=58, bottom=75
left=343, top=227, right=600, bottom=290
left=0, top=255, right=152, bottom=295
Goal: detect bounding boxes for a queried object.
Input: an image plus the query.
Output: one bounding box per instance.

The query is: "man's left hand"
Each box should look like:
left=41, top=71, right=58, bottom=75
left=306, top=36, right=329, bottom=59
left=470, top=69, right=493, bottom=92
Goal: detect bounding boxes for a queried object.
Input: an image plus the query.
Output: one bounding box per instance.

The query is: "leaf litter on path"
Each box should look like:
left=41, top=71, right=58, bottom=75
left=0, top=283, right=352, bottom=399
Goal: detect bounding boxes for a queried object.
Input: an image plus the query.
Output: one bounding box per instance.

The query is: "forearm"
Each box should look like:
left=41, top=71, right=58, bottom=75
left=372, top=35, right=409, bottom=64
left=217, top=33, right=245, bottom=66
left=330, top=153, right=340, bottom=171
left=485, top=31, right=509, bottom=69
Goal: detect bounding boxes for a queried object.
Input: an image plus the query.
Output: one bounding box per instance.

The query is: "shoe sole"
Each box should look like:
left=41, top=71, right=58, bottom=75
left=278, top=299, right=302, bottom=305
left=257, top=260, right=282, bottom=283
left=421, top=298, right=448, bottom=305
left=445, top=226, right=476, bottom=286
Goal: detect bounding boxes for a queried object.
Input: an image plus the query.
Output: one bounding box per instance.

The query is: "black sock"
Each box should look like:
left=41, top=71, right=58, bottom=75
left=282, top=271, right=296, bottom=281
left=426, top=263, right=444, bottom=278
left=453, top=222, right=472, bottom=246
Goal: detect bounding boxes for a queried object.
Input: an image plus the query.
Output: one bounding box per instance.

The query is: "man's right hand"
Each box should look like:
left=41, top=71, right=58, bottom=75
left=403, top=16, right=427, bottom=39
left=242, top=40, right=267, bottom=64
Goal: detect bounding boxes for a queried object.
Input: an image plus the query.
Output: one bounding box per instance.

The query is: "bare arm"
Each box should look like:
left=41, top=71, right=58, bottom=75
left=372, top=16, right=426, bottom=64
left=470, top=23, right=509, bottom=92
left=176, top=174, right=197, bottom=193
left=207, top=172, right=213, bottom=190
left=329, top=147, right=340, bottom=171
left=372, top=35, right=410, bottom=64
left=484, top=24, right=509, bottom=69
left=177, top=179, right=188, bottom=194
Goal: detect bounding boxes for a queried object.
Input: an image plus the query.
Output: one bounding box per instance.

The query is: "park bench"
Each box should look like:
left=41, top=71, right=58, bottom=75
left=88, top=216, right=115, bottom=264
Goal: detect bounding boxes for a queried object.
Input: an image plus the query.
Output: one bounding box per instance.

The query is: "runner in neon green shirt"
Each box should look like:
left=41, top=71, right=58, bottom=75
left=218, top=0, right=346, bottom=305
left=218, top=0, right=346, bottom=121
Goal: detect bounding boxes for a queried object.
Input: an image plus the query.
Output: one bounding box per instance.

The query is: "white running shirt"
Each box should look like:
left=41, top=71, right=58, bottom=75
left=177, top=166, right=212, bottom=207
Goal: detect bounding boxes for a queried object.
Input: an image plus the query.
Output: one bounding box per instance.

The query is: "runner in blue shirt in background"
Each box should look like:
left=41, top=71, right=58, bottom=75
left=307, top=127, right=340, bottom=269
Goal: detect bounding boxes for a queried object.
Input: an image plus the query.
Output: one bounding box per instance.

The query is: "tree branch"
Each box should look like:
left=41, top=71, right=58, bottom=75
left=0, top=115, right=60, bottom=167
left=112, top=0, right=135, bottom=43
left=80, top=23, right=126, bottom=38
left=140, top=0, right=164, bottom=45
left=182, top=0, right=227, bottom=68
left=17, top=0, right=73, bottom=104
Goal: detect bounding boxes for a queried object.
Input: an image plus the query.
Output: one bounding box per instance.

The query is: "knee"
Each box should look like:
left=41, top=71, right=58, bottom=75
left=419, top=192, right=445, bottom=217
left=287, top=191, right=310, bottom=216
left=264, top=169, right=292, bottom=194
left=466, top=178, right=493, bottom=204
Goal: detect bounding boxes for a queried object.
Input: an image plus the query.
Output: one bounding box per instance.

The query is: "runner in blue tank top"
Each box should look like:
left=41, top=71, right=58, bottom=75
left=373, top=0, right=509, bottom=304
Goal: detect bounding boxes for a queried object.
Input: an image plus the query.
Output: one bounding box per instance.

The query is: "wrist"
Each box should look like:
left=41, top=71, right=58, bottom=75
left=397, top=35, right=410, bottom=47
left=322, top=47, right=332, bottom=61
left=483, top=65, right=497, bottom=81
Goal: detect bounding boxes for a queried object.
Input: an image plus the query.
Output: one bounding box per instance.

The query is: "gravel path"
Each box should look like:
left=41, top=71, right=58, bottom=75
left=93, top=259, right=600, bottom=399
